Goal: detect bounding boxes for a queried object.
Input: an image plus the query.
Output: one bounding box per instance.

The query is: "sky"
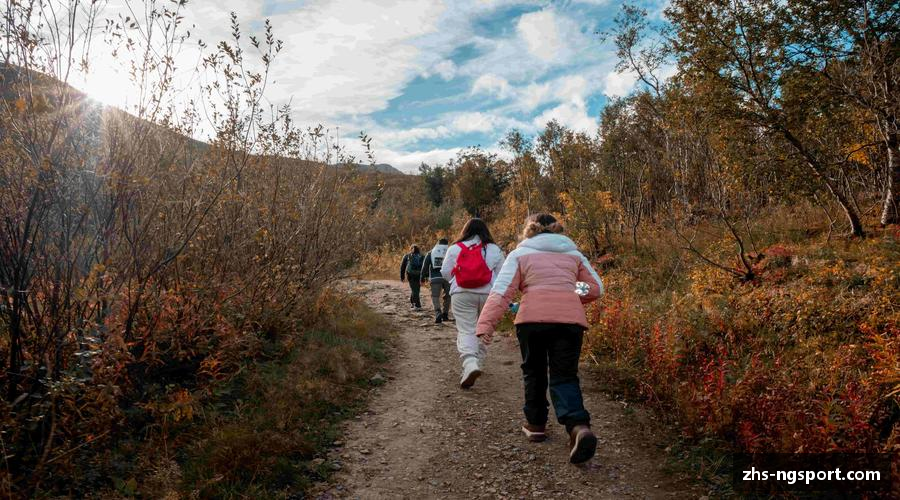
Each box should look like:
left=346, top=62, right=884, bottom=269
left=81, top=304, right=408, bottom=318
left=75, top=0, right=669, bottom=173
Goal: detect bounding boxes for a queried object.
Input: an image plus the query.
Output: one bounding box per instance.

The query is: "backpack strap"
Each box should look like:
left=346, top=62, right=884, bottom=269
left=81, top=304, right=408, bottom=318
left=458, top=241, right=487, bottom=256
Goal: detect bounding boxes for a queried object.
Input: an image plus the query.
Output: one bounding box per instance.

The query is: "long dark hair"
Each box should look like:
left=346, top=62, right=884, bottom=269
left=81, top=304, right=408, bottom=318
left=455, top=218, right=495, bottom=245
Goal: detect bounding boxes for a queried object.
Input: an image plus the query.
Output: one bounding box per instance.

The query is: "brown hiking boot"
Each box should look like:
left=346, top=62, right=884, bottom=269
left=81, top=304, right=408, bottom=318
left=568, top=425, right=597, bottom=464
left=521, top=423, right=547, bottom=442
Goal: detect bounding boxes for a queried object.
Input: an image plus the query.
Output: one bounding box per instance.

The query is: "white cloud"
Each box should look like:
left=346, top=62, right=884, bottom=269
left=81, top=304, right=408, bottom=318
left=602, top=69, right=638, bottom=98
left=452, top=112, right=495, bottom=133
left=528, top=73, right=597, bottom=131
left=378, top=146, right=465, bottom=172
left=518, top=82, right=551, bottom=110
left=471, top=74, right=513, bottom=98
left=456, top=6, right=594, bottom=82
left=261, top=0, right=446, bottom=122
left=185, top=1, right=265, bottom=45
left=532, top=101, right=597, bottom=132
left=517, top=9, right=565, bottom=62
left=505, top=73, right=596, bottom=113
left=427, top=59, right=458, bottom=81
left=377, top=126, right=452, bottom=145
left=374, top=111, right=527, bottom=148
left=557, top=75, right=589, bottom=103
left=658, top=62, right=679, bottom=82
left=377, top=143, right=512, bottom=172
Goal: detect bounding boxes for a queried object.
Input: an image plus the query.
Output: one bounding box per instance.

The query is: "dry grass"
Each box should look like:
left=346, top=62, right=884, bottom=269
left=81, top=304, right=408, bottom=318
left=90, top=289, right=391, bottom=499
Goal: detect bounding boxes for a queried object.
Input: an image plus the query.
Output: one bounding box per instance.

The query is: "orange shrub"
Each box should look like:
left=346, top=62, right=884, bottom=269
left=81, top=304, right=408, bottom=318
left=585, top=232, right=899, bottom=455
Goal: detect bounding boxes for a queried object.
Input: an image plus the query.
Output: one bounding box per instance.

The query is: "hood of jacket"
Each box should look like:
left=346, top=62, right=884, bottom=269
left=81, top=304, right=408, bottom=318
left=430, top=243, right=448, bottom=260
left=517, top=233, right=578, bottom=253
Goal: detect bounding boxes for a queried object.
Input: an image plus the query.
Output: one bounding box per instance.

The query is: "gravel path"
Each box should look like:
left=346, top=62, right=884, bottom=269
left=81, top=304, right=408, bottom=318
left=314, top=280, right=703, bottom=499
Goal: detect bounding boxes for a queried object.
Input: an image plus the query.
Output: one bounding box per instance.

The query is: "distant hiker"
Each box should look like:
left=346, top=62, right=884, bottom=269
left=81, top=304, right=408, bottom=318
left=420, top=238, right=452, bottom=324
left=475, top=213, right=604, bottom=465
left=440, top=219, right=505, bottom=388
left=400, top=245, right=424, bottom=309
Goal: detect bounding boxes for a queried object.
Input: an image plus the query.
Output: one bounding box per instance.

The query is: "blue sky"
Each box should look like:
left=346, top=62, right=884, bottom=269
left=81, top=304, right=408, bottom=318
left=78, top=0, right=668, bottom=172
left=248, top=0, right=676, bottom=171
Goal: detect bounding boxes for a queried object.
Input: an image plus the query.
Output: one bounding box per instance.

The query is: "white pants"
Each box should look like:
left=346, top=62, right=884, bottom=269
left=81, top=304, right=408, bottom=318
left=451, top=291, right=488, bottom=366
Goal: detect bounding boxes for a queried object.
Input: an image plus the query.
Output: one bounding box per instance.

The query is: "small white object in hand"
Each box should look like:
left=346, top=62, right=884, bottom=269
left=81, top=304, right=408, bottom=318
left=575, top=281, right=589, bottom=296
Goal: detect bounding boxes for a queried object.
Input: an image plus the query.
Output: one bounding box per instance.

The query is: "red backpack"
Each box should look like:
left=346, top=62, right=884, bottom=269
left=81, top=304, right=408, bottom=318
left=452, top=242, right=493, bottom=288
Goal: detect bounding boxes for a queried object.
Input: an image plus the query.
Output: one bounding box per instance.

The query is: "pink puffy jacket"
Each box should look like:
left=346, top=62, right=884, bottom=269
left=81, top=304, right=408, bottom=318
left=475, top=233, right=604, bottom=337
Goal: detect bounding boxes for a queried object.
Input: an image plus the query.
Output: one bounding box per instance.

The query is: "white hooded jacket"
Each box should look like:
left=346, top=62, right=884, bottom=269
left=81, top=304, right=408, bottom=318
left=439, top=236, right=505, bottom=295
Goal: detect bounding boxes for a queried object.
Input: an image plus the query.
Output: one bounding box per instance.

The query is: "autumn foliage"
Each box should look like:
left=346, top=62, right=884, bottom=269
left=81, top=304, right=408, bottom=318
left=369, top=0, right=899, bottom=473
left=1, top=0, right=898, bottom=496
left=0, top=3, right=398, bottom=496
left=586, top=230, right=899, bottom=455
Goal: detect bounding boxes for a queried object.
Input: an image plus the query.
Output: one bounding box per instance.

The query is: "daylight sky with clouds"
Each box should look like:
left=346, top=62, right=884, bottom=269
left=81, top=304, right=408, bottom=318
left=80, top=0, right=669, bottom=172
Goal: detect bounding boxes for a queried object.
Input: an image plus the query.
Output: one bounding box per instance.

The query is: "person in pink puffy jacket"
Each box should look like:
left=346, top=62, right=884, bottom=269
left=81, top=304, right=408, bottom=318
left=475, top=213, right=604, bottom=465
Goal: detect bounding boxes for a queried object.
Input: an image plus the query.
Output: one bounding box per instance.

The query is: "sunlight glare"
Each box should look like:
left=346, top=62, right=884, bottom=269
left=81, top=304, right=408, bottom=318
left=76, top=59, right=133, bottom=110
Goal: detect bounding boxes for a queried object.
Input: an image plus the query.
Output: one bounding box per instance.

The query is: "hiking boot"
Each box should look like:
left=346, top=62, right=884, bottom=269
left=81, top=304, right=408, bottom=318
left=442, top=312, right=451, bottom=322
left=568, top=425, right=597, bottom=464
left=459, top=359, right=482, bottom=389
left=521, top=423, right=547, bottom=442
left=434, top=313, right=443, bottom=324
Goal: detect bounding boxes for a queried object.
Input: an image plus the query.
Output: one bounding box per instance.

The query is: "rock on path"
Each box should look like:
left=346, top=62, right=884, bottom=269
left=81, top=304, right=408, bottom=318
left=313, top=280, right=702, bottom=499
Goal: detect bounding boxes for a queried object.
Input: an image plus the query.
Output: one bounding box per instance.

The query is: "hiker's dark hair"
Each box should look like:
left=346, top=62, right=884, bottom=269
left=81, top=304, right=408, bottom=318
left=455, top=218, right=495, bottom=245
left=410, top=244, right=420, bottom=254
left=438, top=237, right=448, bottom=245
left=523, top=213, right=564, bottom=239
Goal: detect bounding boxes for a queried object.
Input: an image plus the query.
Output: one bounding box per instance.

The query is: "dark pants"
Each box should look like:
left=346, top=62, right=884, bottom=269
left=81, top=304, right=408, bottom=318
left=516, top=323, right=590, bottom=434
left=407, top=277, right=421, bottom=307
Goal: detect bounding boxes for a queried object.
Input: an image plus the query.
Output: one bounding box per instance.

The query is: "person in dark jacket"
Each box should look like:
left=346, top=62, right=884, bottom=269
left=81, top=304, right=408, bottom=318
left=399, top=245, right=423, bottom=309
left=420, top=238, right=452, bottom=323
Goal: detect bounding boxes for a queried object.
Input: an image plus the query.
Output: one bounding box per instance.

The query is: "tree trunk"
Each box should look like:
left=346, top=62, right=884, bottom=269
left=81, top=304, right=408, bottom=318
left=835, top=188, right=866, bottom=237
left=880, top=132, right=899, bottom=226
left=780, top=128, right=866, bottom=237
left=7, top=305, right=22, bottom=400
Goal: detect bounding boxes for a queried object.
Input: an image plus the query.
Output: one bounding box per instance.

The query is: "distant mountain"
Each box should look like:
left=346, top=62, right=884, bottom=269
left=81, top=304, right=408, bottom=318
left=339, top=163, right=405, bottom=175
left=361, top=163, right=404, bottom=175
left=2, top=64, right=406, bottom=177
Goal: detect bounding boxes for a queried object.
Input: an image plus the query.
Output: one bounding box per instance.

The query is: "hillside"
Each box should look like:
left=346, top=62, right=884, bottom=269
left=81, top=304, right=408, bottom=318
left=1, top=64, right=404, bottom=177
left=0, top=59, right=408, bottom=497
left=353, top=162, right=405, bottom=175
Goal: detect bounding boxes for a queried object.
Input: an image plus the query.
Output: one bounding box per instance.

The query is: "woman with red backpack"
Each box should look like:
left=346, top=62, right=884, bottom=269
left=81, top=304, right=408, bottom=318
left=440, top=218, right=505, bottom=389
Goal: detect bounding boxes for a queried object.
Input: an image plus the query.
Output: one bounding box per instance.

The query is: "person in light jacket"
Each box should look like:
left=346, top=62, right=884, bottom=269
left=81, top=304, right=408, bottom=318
left=440, top=218, right=505, bottom=389
left=420, top=237, right=451, bottom=324
left=475, top=213, right=604, bottom=465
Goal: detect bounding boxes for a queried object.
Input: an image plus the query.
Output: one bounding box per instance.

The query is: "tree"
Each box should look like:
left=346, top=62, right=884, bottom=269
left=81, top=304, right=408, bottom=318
left=419, top=162, right=449, bottom=207
left=500, top=130, right=545, bottom=216
left=668, top=0, right=868, bottom=236
left=788, top=0, right=900, bottom=225
left=449, top=148, right=509, bottom=218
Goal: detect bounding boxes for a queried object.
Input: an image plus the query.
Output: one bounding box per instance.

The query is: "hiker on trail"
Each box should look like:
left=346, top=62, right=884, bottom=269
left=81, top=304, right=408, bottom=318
left=440, top=218, right=505, bottom=389
left=399, top=245, right=424, bottom=309
left=475, top=213, right=604, bottom=465
left=420, top=238, right=452, bottom=324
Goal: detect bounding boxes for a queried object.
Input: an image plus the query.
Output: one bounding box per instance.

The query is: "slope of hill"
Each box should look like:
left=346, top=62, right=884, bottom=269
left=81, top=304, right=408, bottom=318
left=356, top=162, right=405, bottom=175
left=1, top=64, right=403, bottom=176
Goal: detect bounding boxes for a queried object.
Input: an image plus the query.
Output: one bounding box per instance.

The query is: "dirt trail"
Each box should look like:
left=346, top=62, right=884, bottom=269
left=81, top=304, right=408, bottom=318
left=314, top=280, right=703, bottom=499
